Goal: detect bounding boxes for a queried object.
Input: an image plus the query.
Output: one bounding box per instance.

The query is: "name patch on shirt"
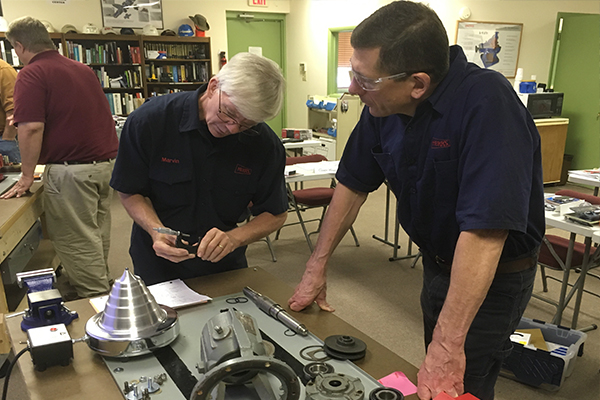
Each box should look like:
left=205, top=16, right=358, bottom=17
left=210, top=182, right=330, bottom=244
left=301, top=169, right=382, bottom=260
left=235, top=164, right=252, bottom=175
left=161, top=157, right=180, bottom=164
left=431, top=138, right=450, bottom=149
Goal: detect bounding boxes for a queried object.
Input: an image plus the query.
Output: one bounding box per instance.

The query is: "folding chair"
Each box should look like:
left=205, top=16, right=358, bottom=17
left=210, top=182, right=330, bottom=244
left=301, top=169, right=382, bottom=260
left=276, top=154, right=360, bottom=252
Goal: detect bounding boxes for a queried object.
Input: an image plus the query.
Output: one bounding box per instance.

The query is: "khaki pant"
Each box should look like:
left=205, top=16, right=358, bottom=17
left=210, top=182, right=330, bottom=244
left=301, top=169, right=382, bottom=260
left=43, top=161, right=114, bottom=297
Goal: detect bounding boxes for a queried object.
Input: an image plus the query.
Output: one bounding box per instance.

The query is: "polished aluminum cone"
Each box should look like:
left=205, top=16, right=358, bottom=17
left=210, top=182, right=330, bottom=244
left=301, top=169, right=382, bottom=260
left=86, top=269, right=179, bottom=357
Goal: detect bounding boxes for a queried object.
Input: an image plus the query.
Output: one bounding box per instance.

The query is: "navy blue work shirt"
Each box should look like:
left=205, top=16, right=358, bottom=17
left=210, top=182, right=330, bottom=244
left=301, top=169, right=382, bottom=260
left=110, top=85, right=288, bottom=284
left=337, top=45, right=545, bottom=264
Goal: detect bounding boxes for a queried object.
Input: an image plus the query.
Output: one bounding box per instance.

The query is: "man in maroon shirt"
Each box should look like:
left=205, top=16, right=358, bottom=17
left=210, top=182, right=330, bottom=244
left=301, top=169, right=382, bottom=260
left=1, top=17, right=119, bottom=299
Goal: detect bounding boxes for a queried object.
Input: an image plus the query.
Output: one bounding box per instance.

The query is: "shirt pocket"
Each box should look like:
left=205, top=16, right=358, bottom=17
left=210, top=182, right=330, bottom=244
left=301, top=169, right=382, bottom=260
left=149, top=166, right=193, bottom=210
left=212, top=174, right=257, bottom=224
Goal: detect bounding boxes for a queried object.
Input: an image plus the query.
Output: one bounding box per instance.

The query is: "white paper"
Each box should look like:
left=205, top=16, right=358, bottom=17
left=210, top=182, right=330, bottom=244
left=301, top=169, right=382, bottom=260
left=89, top=279, right=212, bottom=313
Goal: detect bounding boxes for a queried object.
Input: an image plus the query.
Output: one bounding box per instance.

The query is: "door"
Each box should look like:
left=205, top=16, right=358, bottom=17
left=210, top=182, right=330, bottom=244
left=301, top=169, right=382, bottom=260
left=226, top=11, right=286, bottom=135
left=549, top=13, right=600, bottom=169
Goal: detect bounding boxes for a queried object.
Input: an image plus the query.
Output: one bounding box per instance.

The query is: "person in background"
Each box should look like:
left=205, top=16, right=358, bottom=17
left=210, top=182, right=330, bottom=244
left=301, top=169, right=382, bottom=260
left=110, top=52, right=288, bottom=285
left=0, top=58, right=19, bottom=163
left=287, top=2, right=544, bottom=400
left=1, top=17, right=119, bottom=300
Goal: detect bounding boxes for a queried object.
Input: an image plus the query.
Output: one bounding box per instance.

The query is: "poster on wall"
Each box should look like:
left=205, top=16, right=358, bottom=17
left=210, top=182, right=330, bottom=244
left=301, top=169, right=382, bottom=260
left=455, top=21, right=523, bottom=78
left=101, top=0, right=164, bottom=29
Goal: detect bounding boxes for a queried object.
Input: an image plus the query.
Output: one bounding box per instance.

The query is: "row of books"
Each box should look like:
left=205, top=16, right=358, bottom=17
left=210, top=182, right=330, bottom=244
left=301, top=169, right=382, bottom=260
left=144, top=43, right=208, bottom=60
left=67, top=41, right=142, bottom=64
left=145, top=63, right=209, bottom=83
left=0, top=41, right=19, bottom=66
left=106, top=92, right=144, bottom=116
left=95, top=66, right=142, bottom=89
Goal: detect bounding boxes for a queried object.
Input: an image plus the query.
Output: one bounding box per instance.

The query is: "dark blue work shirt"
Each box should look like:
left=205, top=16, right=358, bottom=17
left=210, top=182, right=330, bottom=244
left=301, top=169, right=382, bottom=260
left=337, top=46, right=545, bottom=264
left=110, top=85, right=288, bottom=284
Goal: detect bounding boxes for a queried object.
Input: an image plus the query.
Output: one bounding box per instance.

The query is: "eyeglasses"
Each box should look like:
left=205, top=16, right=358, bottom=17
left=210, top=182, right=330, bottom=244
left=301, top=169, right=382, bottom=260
left=217, top=89, right=259, bottom=135
left=348, top=69, right=408, bottom=91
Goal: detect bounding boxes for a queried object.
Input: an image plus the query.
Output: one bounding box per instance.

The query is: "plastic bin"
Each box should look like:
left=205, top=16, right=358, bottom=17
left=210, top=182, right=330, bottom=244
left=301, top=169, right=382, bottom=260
left=501, top=317, right=586, bottom=390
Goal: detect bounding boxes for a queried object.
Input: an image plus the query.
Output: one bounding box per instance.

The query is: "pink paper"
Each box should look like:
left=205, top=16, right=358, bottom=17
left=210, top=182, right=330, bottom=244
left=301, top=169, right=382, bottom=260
left=378, top=371, right=418, bottom=396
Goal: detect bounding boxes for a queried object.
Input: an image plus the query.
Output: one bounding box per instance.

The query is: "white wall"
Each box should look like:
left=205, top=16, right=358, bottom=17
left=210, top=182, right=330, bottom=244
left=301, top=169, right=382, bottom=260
left=3, top=1, right=598, bottom=128
left=2, top=0, right=291, bottom=76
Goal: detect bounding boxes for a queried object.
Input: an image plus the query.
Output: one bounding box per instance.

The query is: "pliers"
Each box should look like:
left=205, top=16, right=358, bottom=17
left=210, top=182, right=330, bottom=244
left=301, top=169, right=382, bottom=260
left=153, top=227, right=201, bottom=254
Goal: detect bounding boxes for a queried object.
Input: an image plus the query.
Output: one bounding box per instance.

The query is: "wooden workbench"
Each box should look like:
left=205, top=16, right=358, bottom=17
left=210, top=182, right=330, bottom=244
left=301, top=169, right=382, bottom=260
left=6, top=267, right=419, bottom=400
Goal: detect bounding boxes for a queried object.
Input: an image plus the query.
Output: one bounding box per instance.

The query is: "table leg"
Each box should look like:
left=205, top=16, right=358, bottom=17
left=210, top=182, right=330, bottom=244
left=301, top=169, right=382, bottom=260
left=552, top=232, right=576, bottom=326
left=571, top=236, right=592, bottom=329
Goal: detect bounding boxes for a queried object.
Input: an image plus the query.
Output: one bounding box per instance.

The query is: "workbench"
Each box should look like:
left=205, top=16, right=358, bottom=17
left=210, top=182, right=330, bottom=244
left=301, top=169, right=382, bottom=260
left=0, top=178, right=55, bottom=353
left=6, top=267, right=419, bottom=400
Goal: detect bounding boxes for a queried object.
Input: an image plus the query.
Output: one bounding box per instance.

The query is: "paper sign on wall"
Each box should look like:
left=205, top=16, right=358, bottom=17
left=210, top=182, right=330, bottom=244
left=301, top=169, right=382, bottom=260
left=248, top=46, right=263, bottom=57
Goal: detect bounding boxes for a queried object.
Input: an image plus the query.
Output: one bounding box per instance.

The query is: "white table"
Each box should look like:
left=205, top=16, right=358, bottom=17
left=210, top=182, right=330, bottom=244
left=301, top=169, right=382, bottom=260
left=568, top=169, right=600, bottom=196
left=284, top=160, right=338, bottom=183
left=544, top=208, right=600, bottom=329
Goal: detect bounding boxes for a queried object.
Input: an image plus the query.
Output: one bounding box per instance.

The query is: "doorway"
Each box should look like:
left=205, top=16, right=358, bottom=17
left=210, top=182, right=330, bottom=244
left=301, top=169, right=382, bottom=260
left=549, top=12, right=600, bottom=169
left=226, top=11, right=286, bottom=135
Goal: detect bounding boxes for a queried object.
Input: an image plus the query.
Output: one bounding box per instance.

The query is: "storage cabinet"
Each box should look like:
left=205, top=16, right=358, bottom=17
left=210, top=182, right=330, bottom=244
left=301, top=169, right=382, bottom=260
left=536, top=118, right=569, bottom=184
left=307, top=94, right=363, bottom=160
left=0, top=33, right=212, bottom=116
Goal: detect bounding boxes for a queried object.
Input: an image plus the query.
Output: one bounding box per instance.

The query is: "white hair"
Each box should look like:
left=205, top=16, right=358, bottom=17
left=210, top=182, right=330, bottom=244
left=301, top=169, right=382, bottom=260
left=216, top=52, right=285, bottom=122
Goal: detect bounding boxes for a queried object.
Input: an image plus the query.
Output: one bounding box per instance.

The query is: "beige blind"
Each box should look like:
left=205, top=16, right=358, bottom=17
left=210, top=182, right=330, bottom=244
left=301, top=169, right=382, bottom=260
left=337, top=31, right=353, bottom=68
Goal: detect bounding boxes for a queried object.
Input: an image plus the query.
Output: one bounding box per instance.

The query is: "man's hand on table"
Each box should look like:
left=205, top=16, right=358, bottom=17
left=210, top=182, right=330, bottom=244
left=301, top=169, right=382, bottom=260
left=0, top=175, right=33, bottom=199
left=417, top=337, right=466, bottom=399
left=288, top=268, right=334, bottom=312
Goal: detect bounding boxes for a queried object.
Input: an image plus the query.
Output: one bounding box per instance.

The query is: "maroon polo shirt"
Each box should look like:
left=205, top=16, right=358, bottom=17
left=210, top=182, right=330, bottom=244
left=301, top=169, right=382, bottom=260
left=13, top=50, right=118, bottom=163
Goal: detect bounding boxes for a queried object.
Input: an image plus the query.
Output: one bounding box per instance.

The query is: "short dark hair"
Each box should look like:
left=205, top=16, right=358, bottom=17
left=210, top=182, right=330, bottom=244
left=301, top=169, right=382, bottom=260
left=351, top=1, right=449, bottom=84
left=6, top=17, right=56, bottom=53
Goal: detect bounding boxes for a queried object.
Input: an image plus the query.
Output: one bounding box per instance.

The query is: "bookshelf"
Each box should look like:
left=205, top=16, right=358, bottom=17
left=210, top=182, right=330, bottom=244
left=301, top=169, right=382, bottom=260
left=0, top=33, right=212, bottom=117
left=142, top=36, right=211, bottom=97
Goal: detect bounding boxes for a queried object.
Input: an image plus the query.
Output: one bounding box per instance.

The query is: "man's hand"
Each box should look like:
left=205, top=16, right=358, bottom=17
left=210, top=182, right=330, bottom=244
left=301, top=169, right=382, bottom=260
left=197, top=227, right=238, bottom=262
left=288, top=268, right=334, bottom=312
left=417, top=337, right=465, bottom=399
left=0, top=175, right=34, bottom=199
left=152, top=232, right=195, bottom=263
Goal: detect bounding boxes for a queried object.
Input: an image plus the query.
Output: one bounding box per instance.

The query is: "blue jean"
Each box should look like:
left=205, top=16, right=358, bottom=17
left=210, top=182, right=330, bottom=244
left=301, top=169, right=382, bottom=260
left=0, top=139, right=21, bottom=163
left=420, top=252, right=536, bottom=400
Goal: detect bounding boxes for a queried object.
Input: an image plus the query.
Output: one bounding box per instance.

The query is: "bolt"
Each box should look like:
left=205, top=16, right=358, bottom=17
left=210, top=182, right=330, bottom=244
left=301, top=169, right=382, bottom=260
left=214, top=325, right=223, bottom=334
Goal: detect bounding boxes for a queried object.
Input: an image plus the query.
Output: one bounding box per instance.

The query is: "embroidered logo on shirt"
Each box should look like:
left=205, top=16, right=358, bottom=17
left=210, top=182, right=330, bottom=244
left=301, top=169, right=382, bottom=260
left=235, top=164, right=252, bottom=175
left=161, top=157, right=180, bottom=164
left=431, top=138, right=450, bottom=149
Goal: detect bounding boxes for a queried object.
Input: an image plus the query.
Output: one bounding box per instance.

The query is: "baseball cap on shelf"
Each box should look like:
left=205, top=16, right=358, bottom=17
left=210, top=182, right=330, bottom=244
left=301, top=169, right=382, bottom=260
left=61, top=24, right=78, bottom=34
left=142, top=24, right=159, bottom=36
left=178, top=24, right=194, bottom=37
left=120, top=27, right=135, bottom=35
left=41, top=20, right=55, bottom=33
left=189, top=14, right=209, bottom=31
left=101, top=27, right=118, bottom=35
left=161, top=29, right=177, bottom=36
left=82, top=23, right=99, bottom=34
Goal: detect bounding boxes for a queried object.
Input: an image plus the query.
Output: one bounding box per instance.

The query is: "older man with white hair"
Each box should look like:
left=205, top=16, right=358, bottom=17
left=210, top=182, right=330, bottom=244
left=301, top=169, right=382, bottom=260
left=111, top=52, right=288, bottom=285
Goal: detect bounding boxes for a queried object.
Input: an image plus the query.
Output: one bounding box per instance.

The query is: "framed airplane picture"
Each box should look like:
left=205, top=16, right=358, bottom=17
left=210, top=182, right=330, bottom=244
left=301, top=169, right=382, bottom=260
left=101, top=0, right=164, bottom=29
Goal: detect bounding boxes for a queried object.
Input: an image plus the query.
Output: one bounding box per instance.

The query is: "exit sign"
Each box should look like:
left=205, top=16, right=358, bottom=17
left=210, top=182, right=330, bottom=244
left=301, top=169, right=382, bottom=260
left=248, top=0, right=267, bottom=6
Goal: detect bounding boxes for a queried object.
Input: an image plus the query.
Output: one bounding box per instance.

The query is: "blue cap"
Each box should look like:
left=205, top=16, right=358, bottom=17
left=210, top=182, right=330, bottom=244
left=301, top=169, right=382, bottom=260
left=178, top=24, right=194, bottom=37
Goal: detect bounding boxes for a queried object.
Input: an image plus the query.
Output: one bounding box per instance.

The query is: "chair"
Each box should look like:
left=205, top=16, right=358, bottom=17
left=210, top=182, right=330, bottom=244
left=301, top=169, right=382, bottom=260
left=240, top=204, right=277, bottom=262
left=534, top=189, right=600, bottom=327
left=276, top=154, right=360, bottom=252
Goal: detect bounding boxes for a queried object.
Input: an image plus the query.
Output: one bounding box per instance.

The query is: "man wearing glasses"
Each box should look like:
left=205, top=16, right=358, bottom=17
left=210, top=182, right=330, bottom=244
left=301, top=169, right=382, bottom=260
left=110, top=52, right=288, bottom=285
left=288, top=2, right=544, bottom=400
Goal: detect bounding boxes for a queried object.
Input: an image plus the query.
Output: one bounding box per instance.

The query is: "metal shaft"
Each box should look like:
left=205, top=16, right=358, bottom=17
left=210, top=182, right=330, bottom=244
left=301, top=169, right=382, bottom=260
left=243, top=287, right=308, bottom=336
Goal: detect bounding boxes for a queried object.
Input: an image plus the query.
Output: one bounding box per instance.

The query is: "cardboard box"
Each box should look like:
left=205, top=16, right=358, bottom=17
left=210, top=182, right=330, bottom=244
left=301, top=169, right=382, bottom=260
left=281, top=128, right=312, bottom=140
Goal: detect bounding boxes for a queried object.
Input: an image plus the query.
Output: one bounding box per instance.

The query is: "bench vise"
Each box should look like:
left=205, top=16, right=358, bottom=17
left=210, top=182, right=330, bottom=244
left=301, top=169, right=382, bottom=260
left=16, top=268, right=78, bottom=331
